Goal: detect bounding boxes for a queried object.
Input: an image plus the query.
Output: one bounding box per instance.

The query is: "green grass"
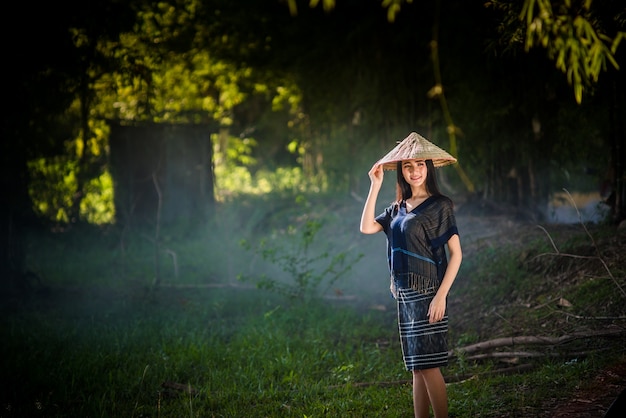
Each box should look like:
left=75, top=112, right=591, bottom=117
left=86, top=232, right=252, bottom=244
left=4, top=197, right=626, bottom=417
left=1, top=288, right=410, bottom=417
left=4, top=284, right=619, bottom=418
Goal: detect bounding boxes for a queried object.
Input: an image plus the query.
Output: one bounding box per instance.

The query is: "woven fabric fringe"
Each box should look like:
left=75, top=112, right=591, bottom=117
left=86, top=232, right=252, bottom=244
left=395, top=272, right=438, bottom=294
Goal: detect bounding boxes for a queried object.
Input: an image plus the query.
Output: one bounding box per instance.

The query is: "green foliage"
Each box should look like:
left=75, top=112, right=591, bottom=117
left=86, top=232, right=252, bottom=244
left=296, top=0, right=415, bottom=22
left=27, top=124, right=116, bottom=225
left=521, top=0, right=625, bottom=103
left=381, top=0, right=414, bottom=22
left=213, top=132, right=313, bottom=200
left=78, top=172, right=116, bottom=224
left=459, top=245, right=531, bottom=304
left=28, top=157, right=77, bottom=223
left=239, top=218, right=364, bottom=302
left=24, top=0, right=310, bottom=225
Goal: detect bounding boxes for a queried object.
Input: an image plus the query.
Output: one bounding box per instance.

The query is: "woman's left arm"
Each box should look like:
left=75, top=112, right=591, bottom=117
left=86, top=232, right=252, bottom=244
left=428, top=234, right=462, bottom=323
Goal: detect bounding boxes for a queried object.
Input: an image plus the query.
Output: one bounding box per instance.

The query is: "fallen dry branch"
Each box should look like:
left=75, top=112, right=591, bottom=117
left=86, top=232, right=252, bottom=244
left=557, top=311, right=626, bottom=321
left=449, top=328, right=625, bottom=357
left=463, top=348, right=609, bottom=362
left=464, top=350, right=548, bottom=361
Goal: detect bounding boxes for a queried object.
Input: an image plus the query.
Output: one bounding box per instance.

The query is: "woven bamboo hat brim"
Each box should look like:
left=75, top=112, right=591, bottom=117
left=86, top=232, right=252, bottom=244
left=377, top=132, right=457, bottom=170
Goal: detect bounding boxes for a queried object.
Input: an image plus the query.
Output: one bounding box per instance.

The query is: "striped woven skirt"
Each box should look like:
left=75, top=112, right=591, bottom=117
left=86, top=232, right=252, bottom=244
left=396, top=287, right=449, bottom=371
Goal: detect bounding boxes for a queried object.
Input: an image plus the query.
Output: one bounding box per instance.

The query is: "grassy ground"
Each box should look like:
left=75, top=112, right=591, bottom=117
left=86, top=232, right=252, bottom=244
left=2, top=195, right=625, bottom=417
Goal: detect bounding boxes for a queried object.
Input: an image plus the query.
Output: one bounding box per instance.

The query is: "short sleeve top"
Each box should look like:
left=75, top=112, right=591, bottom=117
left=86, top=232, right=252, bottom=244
left=375, top=195, right=459, bottom=292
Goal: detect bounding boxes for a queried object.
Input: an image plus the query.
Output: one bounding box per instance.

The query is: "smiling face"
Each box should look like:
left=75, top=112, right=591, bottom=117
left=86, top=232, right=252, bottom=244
left=401, top=159, right=428, bottom=189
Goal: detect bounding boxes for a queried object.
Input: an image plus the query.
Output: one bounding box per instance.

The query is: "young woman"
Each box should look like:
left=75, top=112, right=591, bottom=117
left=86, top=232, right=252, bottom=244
left=360, top=132, right=462, bottom=418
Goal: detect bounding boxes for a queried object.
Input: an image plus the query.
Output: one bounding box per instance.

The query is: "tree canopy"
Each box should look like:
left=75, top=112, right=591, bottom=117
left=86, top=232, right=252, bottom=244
left=2, top=0, right=625, bottom=241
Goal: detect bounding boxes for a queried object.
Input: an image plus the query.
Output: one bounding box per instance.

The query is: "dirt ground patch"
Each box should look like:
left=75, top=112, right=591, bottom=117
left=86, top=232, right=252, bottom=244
left=538, top=358, right=626, bottom=417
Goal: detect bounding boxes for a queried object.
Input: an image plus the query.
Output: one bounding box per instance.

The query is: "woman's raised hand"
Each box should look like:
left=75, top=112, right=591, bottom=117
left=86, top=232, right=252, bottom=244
left=368, top=163, right=384, bottom=186
left=360, top=163, right=385, bottom=234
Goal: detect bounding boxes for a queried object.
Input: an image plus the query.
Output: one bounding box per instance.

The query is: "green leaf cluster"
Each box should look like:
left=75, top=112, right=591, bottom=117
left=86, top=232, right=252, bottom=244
left=239, top=217, right=364, bottom=303
left=520, top=0, right=625, bottom=103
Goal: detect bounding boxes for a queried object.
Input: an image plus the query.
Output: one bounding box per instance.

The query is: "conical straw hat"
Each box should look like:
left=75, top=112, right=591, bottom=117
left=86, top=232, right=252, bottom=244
left=377, top=132, right=457, bottom=170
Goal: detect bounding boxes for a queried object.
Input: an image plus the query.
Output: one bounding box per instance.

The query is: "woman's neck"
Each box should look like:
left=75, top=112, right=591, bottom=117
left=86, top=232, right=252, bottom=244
left=405, top=189, right=430, bottom=209
left=409, top=186, right=429, bottom=200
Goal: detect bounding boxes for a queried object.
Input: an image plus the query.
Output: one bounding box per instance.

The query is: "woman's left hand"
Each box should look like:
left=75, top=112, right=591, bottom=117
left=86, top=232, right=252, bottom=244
left=427, top=294, right=447, bottom=323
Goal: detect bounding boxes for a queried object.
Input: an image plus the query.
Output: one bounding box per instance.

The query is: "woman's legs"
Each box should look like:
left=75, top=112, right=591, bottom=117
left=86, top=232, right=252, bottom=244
left=412, top=368, right=448, bottom=418
left=412, top=371, right=430, bottom=418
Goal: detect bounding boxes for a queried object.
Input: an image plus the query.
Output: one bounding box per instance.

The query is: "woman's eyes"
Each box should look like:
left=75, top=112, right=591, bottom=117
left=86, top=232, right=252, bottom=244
left=403, top=162, right=425, bottom=168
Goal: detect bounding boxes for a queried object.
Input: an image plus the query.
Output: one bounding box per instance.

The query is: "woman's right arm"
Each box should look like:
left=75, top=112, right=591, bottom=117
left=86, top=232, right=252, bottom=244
left=360, top=163, right=384, bottom=234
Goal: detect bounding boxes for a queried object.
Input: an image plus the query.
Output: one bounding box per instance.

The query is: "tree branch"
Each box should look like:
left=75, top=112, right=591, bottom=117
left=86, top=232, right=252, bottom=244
left=449, top=328, right=624, bottom=357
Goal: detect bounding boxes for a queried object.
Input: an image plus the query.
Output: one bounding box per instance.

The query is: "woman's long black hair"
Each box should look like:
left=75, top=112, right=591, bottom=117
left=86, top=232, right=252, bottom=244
left=395, top=159, right=442, bottom=202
